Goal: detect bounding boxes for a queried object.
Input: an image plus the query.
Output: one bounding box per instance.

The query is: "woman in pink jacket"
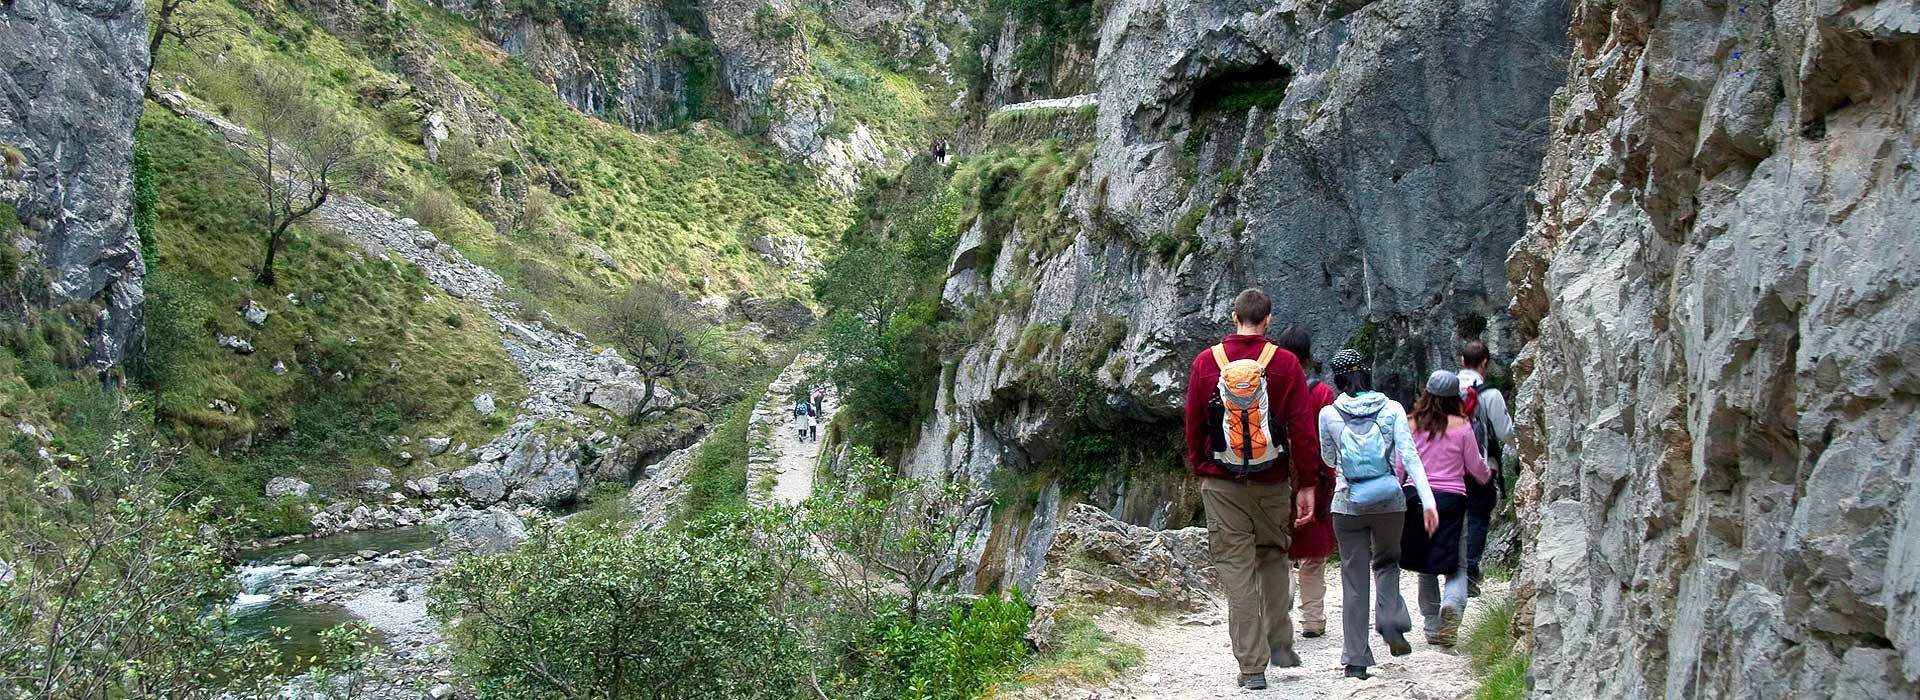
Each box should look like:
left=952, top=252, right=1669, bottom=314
left=1408, top=370, right=1491, bottom=647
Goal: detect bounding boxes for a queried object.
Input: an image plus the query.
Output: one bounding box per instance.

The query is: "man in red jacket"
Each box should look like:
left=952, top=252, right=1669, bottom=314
left=1182, top=288, right=1321, bottom=691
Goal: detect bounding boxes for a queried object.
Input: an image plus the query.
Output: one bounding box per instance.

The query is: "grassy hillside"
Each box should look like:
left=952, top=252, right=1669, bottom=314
left=111, top=0, right=945, bottom=527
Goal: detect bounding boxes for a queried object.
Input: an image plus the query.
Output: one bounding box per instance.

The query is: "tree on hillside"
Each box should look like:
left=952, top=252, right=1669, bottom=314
left=235, top=64, right=372, bottom=287
left=144, top=0, right=223, bottom=99
left=596, top=283, right=713, bottom=420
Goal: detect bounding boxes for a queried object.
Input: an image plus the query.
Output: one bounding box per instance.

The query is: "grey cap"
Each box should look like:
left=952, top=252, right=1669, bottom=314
left=1426, top=369, right=1461, bottom=398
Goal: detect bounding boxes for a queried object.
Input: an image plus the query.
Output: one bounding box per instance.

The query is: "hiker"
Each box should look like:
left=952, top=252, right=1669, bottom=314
left=1180, top=289, right=1321, bottom=691
left=1275, top=325, right=1336, bottom=640
left=1318, top=349, right=1435, bottom=681
left=1405, top=370, right=1491, bottom=648
left=1457, top=341, right=1513, bottom=593
left=807, top=401, right=821, bottom=442
left=792, top=397, right=811, bottom=440
left=809, top=387, right=826, bottom=442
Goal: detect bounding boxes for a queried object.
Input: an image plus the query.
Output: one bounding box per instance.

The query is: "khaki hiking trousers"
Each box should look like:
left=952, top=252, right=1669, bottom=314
left=1200, top=477, right=1297, bottom=676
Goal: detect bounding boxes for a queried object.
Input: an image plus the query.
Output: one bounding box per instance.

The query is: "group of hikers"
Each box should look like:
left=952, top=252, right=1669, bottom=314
left=791, top=387, right=826, bottom=442
left=1182, top=288, right=1514, bottom=689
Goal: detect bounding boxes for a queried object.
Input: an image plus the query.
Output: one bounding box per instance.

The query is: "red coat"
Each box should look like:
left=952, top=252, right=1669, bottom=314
left=1289, top=380, right=1339, bottom=560
left=1182, top=334, right=1321, bottom=490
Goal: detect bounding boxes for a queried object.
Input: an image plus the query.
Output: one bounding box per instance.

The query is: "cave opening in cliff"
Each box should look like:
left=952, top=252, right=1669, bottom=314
left=1191, top=61, right=1293, bottom=119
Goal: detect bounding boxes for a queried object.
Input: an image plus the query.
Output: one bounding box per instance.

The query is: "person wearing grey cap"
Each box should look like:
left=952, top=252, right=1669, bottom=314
left=1406, top=369, right=1493, bottom=647
left=1317, top=349, right=1435, bottom=680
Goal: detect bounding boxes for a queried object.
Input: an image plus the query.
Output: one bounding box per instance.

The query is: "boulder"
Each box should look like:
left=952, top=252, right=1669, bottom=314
left=451, top=464, right=506, bottom=504
left=471, top=393, right=497, bottom=415
left=218, top=335, right=255, bottom=354
left=731, top=295, right=815, bottom=338
left=443, top=507, right=528, bottom=555
left=265, top=477, right=312, bottom=499
left=240, top=299, right=269, bottom=327
left=424, top=437, right=452, bottom=456
left=405, top=476, right=444, bottom=498
left=1026, top=505, right=1214, bottom=653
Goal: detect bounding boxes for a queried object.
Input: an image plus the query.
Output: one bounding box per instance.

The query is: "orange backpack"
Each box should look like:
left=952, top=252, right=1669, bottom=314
left=1207, top=343, right=1286, bottom=474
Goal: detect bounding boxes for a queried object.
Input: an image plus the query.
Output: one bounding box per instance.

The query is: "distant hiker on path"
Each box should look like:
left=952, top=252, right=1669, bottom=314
left=1276, top=325, right=1337, bottom=640
left=1457, top=341, right=1513, bottom=593
left=1181, top=289, right=1321, bottom=691
left=1405, top=370, right=1490, bottom=648
left=792, top=397, right=813, bottom=440
left=1318, top=349, right=1436, bottom=681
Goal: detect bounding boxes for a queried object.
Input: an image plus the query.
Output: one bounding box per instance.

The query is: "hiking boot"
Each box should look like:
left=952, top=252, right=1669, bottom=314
left=1238, top=673, right=1268, bottom=690
left=1302, top=628, right=1325, bottom=639
left=1345, top=665, right=1371, bottom=680
left=1383, top=629, right=1412, bottom=657
left=1429, top=606, right=1461, bottom=647
left=1270, top=648, right=1301, bottom=668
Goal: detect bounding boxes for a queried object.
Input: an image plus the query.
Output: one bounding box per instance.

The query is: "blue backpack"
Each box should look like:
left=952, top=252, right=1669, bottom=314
left=1337, top=408, right=1401, bottom=509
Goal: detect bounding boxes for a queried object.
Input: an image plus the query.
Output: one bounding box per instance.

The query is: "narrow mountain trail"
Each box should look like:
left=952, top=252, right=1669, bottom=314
left=748, top=354, right=836, bottom=506
left=1025, top=574, right=1498, bottom=700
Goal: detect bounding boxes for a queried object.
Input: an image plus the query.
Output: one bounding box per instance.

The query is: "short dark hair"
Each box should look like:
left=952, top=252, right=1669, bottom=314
left=1461, top=340, right=1491, bottom=369
left=1276, top=324, right=1312, bottom=368
left=1334, top=369, right=1372, bottom=394
left=1231, top=288, right=1271, bottom=326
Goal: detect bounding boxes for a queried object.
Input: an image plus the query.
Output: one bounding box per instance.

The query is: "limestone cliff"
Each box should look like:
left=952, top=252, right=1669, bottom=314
left=1509, top=0, right=1920, bottom=696
left=432, top=0, right=920, bottom=194
left=0, top=0, right=149, bottom=371
left=903, top=0, right=1568, bottom=591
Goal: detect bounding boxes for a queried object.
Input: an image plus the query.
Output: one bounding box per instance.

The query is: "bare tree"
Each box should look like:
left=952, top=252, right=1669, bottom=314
left=144, top=0, right=224, bottom=99
left=597, top=283, right=714, bottom=421
left=234, top=65, right=371, bottom=287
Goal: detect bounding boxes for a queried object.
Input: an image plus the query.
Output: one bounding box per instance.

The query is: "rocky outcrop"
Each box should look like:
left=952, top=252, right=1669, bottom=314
left=1025, top=504, right=1214, bottom=651
left=900, top=0, right=1568, bottom=578
left=443, top=506, right=529, bottom=555
left=0, top=0, right=149, bottom=370
left=1509, top=1, right=1920, bottom=697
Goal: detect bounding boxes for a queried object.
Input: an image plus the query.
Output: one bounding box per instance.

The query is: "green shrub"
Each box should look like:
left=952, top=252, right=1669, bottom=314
left=432, top=521, right=806, bottom=699
left=0, top=436, right=291, bottom=697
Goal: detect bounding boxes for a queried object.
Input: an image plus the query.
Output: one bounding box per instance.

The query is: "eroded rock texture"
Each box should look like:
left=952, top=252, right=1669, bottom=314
left=1509, top=0, right=1920, bottom=696
left=0, top=0, right=149, bottom=369
left=911, top=0, right=1567, bottom=590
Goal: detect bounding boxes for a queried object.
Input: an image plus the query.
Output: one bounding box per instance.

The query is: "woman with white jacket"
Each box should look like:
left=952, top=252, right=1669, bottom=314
left=1316, top=349, right=1438, bottom=680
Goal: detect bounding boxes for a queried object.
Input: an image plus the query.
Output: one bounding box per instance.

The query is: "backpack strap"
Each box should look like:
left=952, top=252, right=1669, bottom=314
left=1254, top=343, right=1278, bottom=369
left=1210, top=344, right=1231, bottom=371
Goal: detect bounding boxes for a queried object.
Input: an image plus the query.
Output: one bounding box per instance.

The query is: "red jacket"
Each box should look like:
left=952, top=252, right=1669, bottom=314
left=1289, top=380, right=1339, bottom=559
left=1182, top=334, right=1321, bottom=490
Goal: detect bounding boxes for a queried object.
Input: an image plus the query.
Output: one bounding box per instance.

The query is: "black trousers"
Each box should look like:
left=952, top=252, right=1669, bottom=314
left=1464, top=477, right=1497, bottom=581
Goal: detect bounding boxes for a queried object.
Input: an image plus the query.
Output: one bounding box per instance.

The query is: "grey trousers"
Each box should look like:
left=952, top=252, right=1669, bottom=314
left=1419, top=532, right=1471, bottom=633
left=1333, top=511, right=1413, bottom=668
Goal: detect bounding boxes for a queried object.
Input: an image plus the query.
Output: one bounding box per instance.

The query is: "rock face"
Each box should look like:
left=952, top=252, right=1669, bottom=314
left=901, top=0, right=1568, bottom=581
left=434, top=0, right=906, bottom=194
left=0, top=0, right=149, bottom=370
left=1508, top=1, right=1920, bottom=697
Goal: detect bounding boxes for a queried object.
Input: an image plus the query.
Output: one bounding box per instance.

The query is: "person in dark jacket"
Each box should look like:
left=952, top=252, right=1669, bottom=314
left=1276, top=325, right=1337, bottom=639
left=1181, top=289, right=1321, bottom=691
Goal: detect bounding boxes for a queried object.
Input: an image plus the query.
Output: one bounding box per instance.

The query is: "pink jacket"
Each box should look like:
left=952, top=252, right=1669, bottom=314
left=1411, top=423, right=1490, bottom=496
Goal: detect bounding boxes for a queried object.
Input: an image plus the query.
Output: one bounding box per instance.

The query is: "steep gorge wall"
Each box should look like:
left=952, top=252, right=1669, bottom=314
left=0, top=0, right=148, bottom=370
left=1509, top=0, right=1920, bottom=697
left=911, top=0, right=1568, bottom=591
